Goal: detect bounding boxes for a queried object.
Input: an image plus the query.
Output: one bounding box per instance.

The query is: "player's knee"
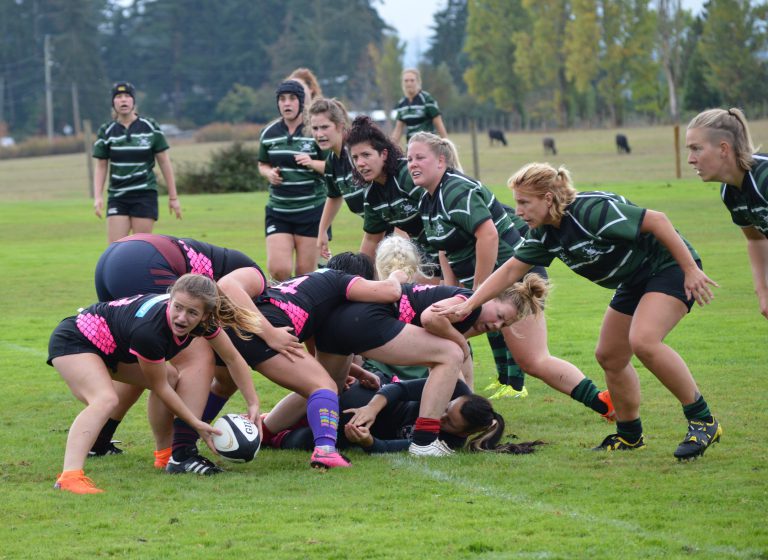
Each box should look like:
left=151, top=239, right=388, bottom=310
left=595, top=346, right=622, bottom=371
left=268, top=264, right=291, bottom=282
left=94, top=390, right=120, bottom=415
left=627, top=333, right=657, bottom=364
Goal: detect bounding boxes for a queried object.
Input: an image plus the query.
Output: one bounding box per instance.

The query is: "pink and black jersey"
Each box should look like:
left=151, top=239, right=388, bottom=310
left=259, top=268, right=362, bottom=342
left=49, top=293, right=218, bottom=369
left=398, top=284, right=479, bottom=333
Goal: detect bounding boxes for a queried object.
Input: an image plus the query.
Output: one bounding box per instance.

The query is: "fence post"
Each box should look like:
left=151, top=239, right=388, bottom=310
left=470, top=118, right=480, bottom=181
left=83, top=119, right=94, bottom=197
left=674, top=124, right=681, bottom=179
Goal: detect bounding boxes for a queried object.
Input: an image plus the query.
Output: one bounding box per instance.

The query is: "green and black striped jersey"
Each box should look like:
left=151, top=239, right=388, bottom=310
left=92, top=116, right=168, bottom=198
left=324, top=145, right=364, bottom=217
left=394, top=90, right=441, bottom=140
left=362, top=160, right=424, bottom=237
left=258, top=119, right=325, bottom=213
left=721, top=154, right=768, bottom=235
left=419, top=169, right=521, bottom=287
left=514, top=191, right=700, bottom=289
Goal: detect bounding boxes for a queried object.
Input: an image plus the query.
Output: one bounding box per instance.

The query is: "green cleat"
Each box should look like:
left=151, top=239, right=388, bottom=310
left=593, top=433, right=646, bottom=451
left=488, top=385, right=528, bottom=400
left=674, top=418, right=722, bottom=460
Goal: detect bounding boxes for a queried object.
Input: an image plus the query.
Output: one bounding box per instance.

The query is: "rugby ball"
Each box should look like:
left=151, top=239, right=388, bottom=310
left=212, top=413, right=261, bottom=463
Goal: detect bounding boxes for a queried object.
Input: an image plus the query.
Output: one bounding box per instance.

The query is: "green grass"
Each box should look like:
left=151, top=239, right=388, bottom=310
left=1, top=124, right=767, bottom=559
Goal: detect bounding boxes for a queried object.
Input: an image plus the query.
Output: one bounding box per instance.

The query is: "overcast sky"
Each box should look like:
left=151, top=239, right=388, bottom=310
left=377, top=0, right=706, bottom=67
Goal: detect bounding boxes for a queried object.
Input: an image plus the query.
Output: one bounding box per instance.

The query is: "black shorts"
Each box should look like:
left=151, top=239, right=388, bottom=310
left=315, top=303, right=405, bottom=355
left=216, top=303, right=292, bottom=367
left=265, top=205, right=330, bottom=239
left=107, top=192, right=158, bottom=220
left=95, top=240, right=176, bottom=301
left=609, top=261, right=701, bottom=316
left=47, top=317, right=119, bottom=372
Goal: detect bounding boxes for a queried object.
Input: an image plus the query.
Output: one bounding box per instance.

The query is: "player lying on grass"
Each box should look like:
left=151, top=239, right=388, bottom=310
left=47, top=274, right=261, bottom=494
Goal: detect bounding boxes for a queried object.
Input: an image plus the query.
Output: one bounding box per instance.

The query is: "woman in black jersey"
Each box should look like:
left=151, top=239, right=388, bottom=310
left=437, top=163, right=721, bottom=461
left=686, top=107, right=768, bottom=320
left=346, top=116, right=437, bottom=276
left=309, top=98, right=364, bottom=261
left=89, top=234, right=302, bottom=466
left=199, top=265, right=408, bottom=470
left=47, top=274, right=261, bottom=494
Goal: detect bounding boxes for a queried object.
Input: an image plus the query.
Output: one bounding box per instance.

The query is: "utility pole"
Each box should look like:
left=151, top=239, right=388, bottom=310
left=71, top=81, right=81, bottom=135
left=0, top=74, right=5, bottom=125
left=44, top=34, right=53, bottom=142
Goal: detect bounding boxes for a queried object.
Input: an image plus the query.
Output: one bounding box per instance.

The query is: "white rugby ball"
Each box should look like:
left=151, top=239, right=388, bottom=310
left=212, top=413, right=261, bottom=463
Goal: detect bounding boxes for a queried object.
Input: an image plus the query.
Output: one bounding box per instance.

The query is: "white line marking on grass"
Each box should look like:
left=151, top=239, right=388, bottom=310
left=0, top=341, right=47, bottom=358
left=385, top=455, right=759, bottom=559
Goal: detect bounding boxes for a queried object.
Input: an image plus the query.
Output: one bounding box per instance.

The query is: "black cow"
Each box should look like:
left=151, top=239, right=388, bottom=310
left=543, top=137, right=557, bottom=155
left=488, top=128, right=508, bottom=146
left=616, top=133, right=631, bottom=154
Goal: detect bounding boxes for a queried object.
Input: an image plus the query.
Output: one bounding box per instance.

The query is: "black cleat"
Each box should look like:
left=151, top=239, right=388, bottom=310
left=674, top=418, right=722, bottom=460
left=166, top=450, right=223, bottom=475
left=592, top=433, right=646, bottom=451
left=89, top=441, right=124, bottom=457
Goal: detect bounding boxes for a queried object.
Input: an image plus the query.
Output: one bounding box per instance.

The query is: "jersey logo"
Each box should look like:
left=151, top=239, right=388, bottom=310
left=274, top=275, right=309, bottom=295
left=135, top=294, right=171, bottom=317
left=300, top=141, right=314, bottom=152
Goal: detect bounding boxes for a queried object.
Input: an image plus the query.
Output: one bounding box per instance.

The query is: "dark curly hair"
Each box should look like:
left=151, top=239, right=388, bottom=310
left=345, top=115, right=403, bottom=184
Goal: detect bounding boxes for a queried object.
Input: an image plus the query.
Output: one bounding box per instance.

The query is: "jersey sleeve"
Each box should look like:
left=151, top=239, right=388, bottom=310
left=453, top=186, right=495, bottom=234
left=128, top=324, right=169, bottom=363
left=424, top=92, right=441, bottom=119
left=257, top=130, right=270, bottom=164
left=363, top=196, right=390, bottom=234
left=513, top=230, right=557, bottom=267
left=92, top=124, right=110, bottom=159
left=149, top=119, right=170, bottom=153
left=324, top=155, right=342, bottom=198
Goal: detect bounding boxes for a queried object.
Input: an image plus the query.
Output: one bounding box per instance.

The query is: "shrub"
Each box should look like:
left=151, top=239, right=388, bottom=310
left=194, top=122, right=264, bottom=143
left=176, top=142, right=268, bottom=194
left=0, top=135, right=85, bottom=159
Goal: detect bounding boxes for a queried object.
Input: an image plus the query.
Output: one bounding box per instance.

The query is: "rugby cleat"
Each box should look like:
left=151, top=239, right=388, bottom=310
left=598, top=390, right=616, bottom=422
left=408, top=439, right=455, bottom=457
left=54, top=471, right=104, bottom=494
left=593, top=433, right=646, bottom=451
left=310, top=448, right=352, bottom=469
left=488, top=385, right=528, bottom=400
left=166, top=451, right=223, bottom=475
left=674, top=417, right=722, bottom=461
left=88, top=440, right=124, bottom=457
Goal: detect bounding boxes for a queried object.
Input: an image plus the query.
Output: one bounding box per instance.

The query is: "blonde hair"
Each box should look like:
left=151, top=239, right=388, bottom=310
left=687, top=107, right=756, bottom=171
left=507, top=162, right=577, bottom=223
left=496, top=273, right=549, bottom=323
left=408, top=131, right=463, bottom=172
left=287, top=68, right=323, bottom=100
left=170, top=274, right=261, bottom=339
left=375, top=235, right=426, bottom=281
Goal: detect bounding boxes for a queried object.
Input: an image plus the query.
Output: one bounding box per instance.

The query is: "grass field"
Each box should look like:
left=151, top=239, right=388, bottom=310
left=0, top=124, right=766, bottom=559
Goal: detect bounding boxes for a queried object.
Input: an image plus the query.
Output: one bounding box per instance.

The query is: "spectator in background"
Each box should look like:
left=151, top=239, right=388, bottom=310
left=391, top=68, right=448, bottom=145
left=93, top=82, right=182, bottom=243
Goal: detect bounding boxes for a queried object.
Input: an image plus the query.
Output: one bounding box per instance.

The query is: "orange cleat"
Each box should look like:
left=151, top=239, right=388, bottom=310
left=153, top=447, right=172, bottom=469
left=598, top=390, right=616, bottom=422
left=54, top=470, right=104, bottom=494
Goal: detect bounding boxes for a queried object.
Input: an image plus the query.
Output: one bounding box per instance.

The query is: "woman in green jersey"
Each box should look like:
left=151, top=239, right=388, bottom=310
left=435, top=162, right=722, bottom=461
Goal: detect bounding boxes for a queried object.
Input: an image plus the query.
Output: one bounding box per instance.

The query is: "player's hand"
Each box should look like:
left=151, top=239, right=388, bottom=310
left=343, top=405, right=377, bottom=428
left=317, top=232, right=331, bottom=259
left=194, top=420, right=222, bottom=456
left=344, top=424, right=374, bottom=447
left=269, top=167, right=283, bottom=185
left=169, top=198, right=183, bottom=220
left=294, top=153, right=313, bottom=167
left=93, top=197, right=104, bottom=219
left=356, top=370, right=381, bottom=390
left=683, top=267, right=718, bottom=306
left=431, top=299, right=472, bottom=320
left=264, top=326, right=304, bottom=362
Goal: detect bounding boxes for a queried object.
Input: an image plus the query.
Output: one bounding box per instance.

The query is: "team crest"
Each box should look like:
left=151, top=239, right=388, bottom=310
left=300, top=141, right=314, bottom=152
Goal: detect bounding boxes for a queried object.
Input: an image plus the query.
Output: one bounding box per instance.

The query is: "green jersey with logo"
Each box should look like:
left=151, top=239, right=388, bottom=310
left=514, top=191, right=699, bottom=289
left=394, top=90, right=441, bottom=140
left=92, top=116, right=168, bottom=198
left=258, top=119, right=325, bottom=213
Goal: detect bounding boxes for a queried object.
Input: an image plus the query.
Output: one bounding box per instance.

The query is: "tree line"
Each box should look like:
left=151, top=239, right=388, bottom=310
left=1, top=0, right=766, bottom=139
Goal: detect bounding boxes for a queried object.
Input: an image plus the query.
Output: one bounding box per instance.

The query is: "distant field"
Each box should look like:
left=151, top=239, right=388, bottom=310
left=1, top=124, right=766, bottom=559
left=4, top=120, right=768, bottom=200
